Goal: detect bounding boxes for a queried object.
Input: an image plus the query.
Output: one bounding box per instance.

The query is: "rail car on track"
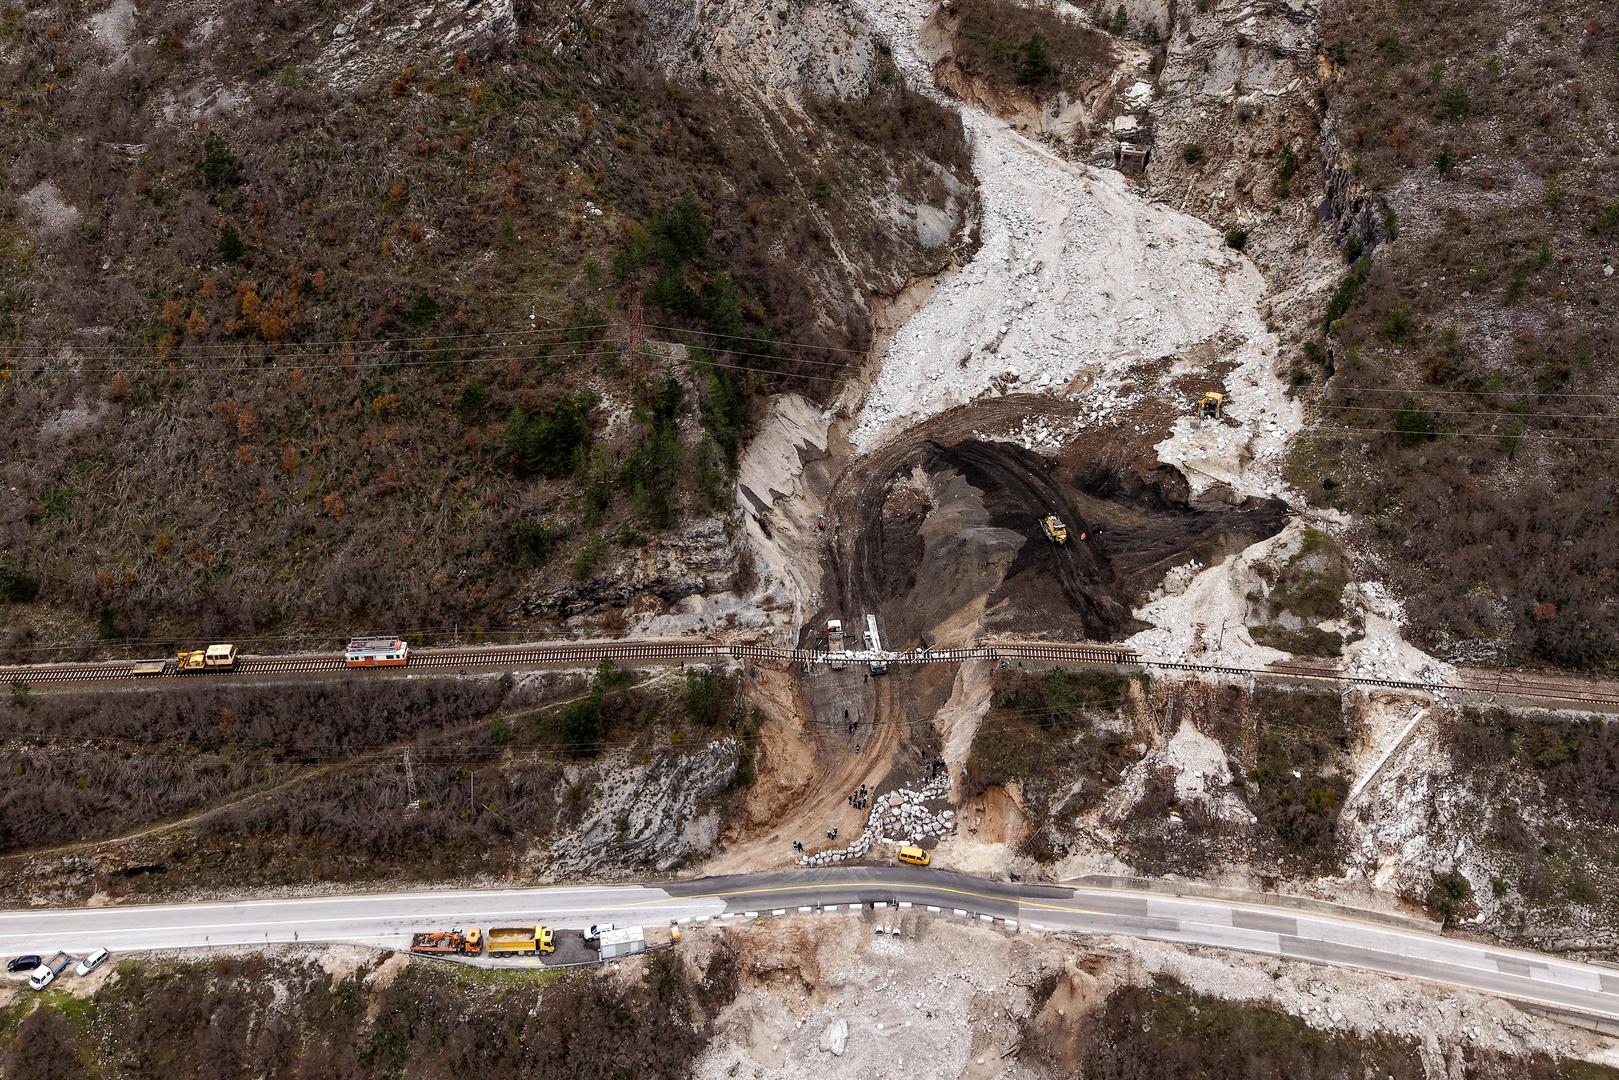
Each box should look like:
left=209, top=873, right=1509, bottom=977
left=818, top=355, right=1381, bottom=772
left=344, top=637, right=410, bottom=667
left=175, top=643, right=238, bottom=672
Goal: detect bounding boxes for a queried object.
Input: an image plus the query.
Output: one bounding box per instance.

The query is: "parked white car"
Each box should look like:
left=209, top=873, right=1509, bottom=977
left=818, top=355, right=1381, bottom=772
left=74, top=947, right=109, bottom=977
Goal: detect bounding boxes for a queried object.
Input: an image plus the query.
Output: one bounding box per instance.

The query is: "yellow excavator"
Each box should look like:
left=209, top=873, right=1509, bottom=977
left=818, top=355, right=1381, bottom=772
left=1041, top=515, right=1069, bottom=544
left=1197, top=391, right=1225, bottom=420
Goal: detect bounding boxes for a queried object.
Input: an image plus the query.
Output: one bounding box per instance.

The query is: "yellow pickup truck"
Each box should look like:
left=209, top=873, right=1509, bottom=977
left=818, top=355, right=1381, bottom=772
left=486, top=925, right=554, bottom=957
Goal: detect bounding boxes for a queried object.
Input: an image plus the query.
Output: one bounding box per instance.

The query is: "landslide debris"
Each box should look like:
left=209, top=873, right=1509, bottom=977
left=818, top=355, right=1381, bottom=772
left=693, top=914, right=1619, bottom=1080
left=819, top=433, right=1287, bottom=648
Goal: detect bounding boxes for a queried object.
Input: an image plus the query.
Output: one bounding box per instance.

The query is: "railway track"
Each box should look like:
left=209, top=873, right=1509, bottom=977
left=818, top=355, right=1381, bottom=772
left=5, top=638, right=1619, bottom=710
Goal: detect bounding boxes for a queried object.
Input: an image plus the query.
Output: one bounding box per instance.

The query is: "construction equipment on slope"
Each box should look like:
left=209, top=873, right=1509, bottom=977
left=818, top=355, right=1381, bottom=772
left=824, top=619, right=847, bottom=670
left=1197, top=391, right=1225, bottom=420
left=1040, top=515, right=1069, bottom=545
left=864, top=614, right=888, bottom=676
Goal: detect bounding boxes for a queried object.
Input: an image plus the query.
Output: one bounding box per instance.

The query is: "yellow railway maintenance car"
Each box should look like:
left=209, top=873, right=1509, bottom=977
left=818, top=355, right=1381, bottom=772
left=176, top=643, right=238, bottom=672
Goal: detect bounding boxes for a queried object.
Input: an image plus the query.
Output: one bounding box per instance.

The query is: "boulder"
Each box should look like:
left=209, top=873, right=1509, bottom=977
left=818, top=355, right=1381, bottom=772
left=820, top=1019, right=848, bottom=1057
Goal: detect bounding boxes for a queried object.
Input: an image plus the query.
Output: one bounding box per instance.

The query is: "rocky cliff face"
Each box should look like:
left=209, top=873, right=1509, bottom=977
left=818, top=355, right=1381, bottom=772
left=546, top=737, right=741, bottom=875
left=1318, top=127, right=1392, bottom=255
left=322, top=0, right=522, bottom=86
left=637, top=0, right=978, bottom=318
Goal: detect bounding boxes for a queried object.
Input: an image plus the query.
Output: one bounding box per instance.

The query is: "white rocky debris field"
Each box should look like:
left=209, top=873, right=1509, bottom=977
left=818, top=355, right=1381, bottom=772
left=800, top=775, right=954, bottom=866
left=846, top=0, right=1303, bottom=504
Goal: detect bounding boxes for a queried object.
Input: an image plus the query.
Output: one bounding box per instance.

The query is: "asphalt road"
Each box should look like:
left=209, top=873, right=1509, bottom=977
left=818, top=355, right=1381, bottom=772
left=5, top=868, right=1619, bottom=1020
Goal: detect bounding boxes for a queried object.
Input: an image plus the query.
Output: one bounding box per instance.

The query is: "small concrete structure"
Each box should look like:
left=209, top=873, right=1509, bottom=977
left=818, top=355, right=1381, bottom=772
left=597, top=925, right=646, bottom=960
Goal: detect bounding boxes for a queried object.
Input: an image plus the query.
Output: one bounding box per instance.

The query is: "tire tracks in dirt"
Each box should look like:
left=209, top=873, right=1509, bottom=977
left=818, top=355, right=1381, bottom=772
left=701, top=669, right=908, bottom=874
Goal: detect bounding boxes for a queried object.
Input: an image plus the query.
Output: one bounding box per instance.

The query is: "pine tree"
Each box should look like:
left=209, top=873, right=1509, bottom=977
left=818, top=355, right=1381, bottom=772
left=1017, top=34, right=1053, bottom=86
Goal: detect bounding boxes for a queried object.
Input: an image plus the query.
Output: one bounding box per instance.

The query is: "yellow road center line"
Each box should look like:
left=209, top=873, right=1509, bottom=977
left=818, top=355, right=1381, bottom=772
left=588, top=879, right=1107, bottom=917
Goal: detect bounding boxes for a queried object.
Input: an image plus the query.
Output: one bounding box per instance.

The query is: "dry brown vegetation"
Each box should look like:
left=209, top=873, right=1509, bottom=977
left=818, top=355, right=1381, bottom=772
left=0, top=947, right=739, bottom=1080
left=963, top=667, right=1139, bottom=811
left=945, top=0, right=1115, bottom=97
left=969, top=671, right=1353, bottom=877
left=1444, top=706, right=1619, bottom=931
left=1303, top=0, right=1619, bottom=671
left=0, top=0, right=971, bottom=644
left=1067, top=976, right=1618, bottom=1080
left=0, top=678, right=509, bottom=852
left=0, top=667, right=753, bottom=899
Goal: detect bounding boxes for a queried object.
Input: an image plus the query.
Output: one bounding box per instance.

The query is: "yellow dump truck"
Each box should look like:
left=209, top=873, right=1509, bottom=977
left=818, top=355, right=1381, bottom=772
left=176, top=643, right=238, bottom=672
left=486, top=925, right=554, bottom=957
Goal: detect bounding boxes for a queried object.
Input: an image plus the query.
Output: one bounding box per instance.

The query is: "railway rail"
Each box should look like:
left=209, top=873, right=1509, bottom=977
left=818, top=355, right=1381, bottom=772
left=4, top=637, right=1619, bottom=710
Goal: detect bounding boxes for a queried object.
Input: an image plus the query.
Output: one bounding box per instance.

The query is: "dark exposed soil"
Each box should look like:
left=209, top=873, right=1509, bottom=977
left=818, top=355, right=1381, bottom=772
left=812, top=424, right=1288, bottom=648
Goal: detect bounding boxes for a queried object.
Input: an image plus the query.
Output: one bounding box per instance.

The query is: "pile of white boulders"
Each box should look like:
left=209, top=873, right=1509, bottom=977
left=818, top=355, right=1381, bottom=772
left=798, top=775, right=954, bottom=867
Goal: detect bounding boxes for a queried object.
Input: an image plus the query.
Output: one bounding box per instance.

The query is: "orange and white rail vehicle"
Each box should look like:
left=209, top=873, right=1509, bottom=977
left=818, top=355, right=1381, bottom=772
left=344, top=636, right=409, bottom=668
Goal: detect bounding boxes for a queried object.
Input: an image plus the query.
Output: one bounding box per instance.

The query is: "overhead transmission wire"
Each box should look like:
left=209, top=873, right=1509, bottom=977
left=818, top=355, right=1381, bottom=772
left=1320, top=403, right=1619, bottom=421
left=14, top=325, right=1619, bottom=448
left=10, top=323, right=1614, bottom=438
left=2, top=316, right=814, bottom=350
left=1330, top=385, right=1619, bottom=401
left=0, top=343, right=851, bottom=381
left=0, top=338, right=853, bottom=372
left=4, top=346, right=847, bottom=386
left=0, top=321, right=861, bottom=364
left=0, top=693, right=1132, bottom=756
left=1329, top=427, right=1619, bottom=442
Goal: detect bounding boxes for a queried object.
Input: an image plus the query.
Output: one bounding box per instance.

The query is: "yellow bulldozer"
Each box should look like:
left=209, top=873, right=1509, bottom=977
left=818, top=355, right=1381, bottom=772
left=1040, top=515, right=1069, bottom=544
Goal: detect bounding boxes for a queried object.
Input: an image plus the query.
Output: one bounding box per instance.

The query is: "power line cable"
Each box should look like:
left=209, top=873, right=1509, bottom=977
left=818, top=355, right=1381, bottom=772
left=1330, top=385, right=1619, bottom=401
left=1321, top=403, right=1619, bottom=421
left=1330, top=426, right=1619, bottom=442
left=2, top=343, right=847, bottom=384
left=0, top=321, right=861, bottom=362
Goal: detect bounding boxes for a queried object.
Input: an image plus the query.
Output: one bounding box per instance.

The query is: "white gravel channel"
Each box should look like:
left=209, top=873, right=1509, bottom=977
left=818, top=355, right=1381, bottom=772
left=848, top=0, right=1301, bottom=502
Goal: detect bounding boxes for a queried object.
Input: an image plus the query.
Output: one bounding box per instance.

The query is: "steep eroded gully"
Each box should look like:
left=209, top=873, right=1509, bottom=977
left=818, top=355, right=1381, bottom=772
left=844, top=0, right=1304, bottom=508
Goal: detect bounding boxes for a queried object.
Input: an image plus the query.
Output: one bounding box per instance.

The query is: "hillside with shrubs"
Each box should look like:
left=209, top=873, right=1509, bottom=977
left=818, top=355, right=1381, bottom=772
left=0, top=663, right=754, bottom=901
left=1297, top=0, right=1619, bottom=671
left=0, top=0, right=972, bottom=649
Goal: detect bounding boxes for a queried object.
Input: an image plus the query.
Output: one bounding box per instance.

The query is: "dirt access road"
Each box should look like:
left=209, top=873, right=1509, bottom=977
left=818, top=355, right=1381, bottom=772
left=704, top=663, right=951, bottom=874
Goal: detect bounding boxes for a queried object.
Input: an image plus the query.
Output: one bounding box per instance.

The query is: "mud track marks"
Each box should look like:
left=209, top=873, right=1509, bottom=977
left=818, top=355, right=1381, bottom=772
left=815, top=404, right=1289, bottom=649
